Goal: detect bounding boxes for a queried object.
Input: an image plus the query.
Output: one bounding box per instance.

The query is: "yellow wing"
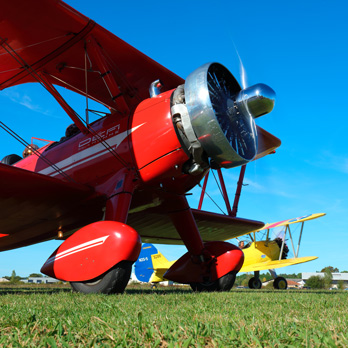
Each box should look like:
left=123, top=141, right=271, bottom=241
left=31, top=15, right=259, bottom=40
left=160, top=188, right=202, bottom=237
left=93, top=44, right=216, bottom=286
left=240, top=256, right=318, bottom=273
left=254, top=213, right=326, bottom=232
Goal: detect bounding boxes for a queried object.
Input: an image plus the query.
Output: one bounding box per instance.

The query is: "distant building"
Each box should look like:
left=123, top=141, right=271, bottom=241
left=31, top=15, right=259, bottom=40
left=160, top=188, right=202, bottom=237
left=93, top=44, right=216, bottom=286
left=302, top=272, right=348, bottom=289
left=0, top=278, right=9, bottom=282
left=287, top=279, right=305, bottom=288
left=22, top=277, right=60, bottom=284
left=262, top=278, right=305, bottom=289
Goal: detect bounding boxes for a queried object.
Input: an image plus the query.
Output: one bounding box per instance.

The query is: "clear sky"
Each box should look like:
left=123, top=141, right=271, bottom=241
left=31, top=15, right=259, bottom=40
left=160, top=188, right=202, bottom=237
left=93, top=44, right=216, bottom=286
left=0, top=0, right=347, bottom=278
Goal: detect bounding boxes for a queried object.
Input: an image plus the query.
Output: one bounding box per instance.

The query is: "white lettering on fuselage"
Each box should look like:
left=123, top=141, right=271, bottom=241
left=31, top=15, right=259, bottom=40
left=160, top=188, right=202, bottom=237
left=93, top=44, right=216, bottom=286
left=78, top=125, right=120, bottom=150
left=38, top=124, right=144, bottom=177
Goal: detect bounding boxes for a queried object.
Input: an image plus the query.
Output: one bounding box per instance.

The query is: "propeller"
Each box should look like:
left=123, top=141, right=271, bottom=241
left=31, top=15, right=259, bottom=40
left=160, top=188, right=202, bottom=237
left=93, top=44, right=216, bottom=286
left=184, top=62, right=275, bottom=169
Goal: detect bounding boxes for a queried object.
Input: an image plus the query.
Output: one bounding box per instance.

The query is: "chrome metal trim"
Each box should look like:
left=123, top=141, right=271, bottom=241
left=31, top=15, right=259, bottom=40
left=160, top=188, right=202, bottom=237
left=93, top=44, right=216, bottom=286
left=235, top=83, right=275, bottom=119
left=149, top=79, right=163, bottom=98
left=184, top=63, right=257, bottom=168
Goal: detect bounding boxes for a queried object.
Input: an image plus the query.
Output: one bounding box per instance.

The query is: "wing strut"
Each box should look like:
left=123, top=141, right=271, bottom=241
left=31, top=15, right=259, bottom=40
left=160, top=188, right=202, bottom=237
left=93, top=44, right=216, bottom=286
left=197, top=165, right=247, bottom=217
left=198, top=172, right=210, bottom=210
left=296, top=222, right=304, bottom=257
left=39, top=73, right=89, bottom=134
left=279, top=226, right=287, bottom=260
left=0, top=21, right=96, bottom=90
left=231, top=165, right=247, bottom=217
left=87, top=36, right=130, bottom=115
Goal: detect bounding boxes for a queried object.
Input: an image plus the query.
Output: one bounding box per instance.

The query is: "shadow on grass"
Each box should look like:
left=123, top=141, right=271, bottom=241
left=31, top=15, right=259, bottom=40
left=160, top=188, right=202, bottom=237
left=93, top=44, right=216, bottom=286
left=125, top=288, right=191, bottom=295
left=0, top=285, right=345, bottom=296
left=0, top=287, right=71, bottom=295
left=232, top=288, right=347, bottom=295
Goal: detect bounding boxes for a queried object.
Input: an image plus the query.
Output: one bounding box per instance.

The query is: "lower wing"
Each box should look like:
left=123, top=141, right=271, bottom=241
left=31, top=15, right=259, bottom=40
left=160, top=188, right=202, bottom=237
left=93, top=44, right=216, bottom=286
left=240, top=256, right=318, bottom=273
left=128, top=209, right=264, bottom=244
left=0, top=163, right=105, bottom=251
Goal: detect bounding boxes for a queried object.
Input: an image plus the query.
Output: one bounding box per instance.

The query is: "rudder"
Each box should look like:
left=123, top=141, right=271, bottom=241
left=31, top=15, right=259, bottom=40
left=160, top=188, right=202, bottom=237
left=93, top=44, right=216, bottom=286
left=134, top=243, right=158, bottom=282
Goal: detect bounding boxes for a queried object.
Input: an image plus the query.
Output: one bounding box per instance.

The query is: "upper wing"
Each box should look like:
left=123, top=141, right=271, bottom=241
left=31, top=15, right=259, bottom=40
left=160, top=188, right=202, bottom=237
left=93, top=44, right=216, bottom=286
left=128, top=208, right=264, bottom=244
left=0, top=1, right=281, bottom=157
left=0, top=0, right=183, bottom=112
left=0, top=163, right=105, bottom=251
left=240, top=256, right=318, bottom=273
left=253, top=213, right=326, bottom=231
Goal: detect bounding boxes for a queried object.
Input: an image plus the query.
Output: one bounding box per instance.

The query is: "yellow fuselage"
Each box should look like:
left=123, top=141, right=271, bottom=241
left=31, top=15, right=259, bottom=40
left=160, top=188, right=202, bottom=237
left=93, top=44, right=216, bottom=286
left=240, top=241, right=280, bottom=271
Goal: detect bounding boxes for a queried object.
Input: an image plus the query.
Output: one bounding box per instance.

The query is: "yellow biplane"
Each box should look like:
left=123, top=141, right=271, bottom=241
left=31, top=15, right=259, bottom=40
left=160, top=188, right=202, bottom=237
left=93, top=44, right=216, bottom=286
left=238, top=213, right=325, bottom=289
left=134, top=213, right=325, bottom=289
left=134, top=243, right=175, bottom=284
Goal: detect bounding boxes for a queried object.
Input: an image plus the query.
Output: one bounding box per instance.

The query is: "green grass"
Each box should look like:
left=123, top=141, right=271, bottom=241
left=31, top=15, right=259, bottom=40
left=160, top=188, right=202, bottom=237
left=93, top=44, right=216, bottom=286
left=0, top=285, right=347, bottom=347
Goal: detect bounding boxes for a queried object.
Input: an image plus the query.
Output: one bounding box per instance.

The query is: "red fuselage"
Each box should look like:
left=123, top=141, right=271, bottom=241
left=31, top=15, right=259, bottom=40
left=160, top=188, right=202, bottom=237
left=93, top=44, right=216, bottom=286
left=15, top=90, right=202, bottom=222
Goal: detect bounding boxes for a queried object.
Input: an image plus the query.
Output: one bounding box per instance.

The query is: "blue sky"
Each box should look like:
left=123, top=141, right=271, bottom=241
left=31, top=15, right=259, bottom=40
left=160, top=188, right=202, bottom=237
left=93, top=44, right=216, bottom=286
left=0, top=0, right=347, bottom=277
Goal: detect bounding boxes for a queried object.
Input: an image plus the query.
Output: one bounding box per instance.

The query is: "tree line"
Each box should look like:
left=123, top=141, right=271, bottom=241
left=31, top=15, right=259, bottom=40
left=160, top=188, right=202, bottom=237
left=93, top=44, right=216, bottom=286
left=235, top=266, right=348, bottom=289
left=2, top=271, right=43, bottom=284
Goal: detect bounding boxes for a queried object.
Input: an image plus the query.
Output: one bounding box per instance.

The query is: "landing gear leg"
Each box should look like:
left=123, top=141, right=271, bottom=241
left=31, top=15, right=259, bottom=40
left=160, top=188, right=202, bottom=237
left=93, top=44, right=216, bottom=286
left=164, top=195, right=243, bottom=292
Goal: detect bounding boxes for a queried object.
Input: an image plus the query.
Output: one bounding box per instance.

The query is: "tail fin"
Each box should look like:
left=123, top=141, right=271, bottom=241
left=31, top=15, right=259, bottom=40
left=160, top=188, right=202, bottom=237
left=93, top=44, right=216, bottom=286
left=134, top=243, right=158, bottom=282
left=151, top=251, right=170, bottom=269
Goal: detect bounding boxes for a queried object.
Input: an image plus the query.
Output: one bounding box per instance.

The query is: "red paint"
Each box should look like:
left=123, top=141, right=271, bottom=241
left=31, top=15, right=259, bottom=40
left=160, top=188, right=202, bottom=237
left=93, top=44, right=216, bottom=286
left=0, top=0, right=280, bottom=284
left=164, top=241, right=244, bottom=284
left=198, top=172, right=209, bottom=210
left=41, top=221, right=141, bottom=281
left=231, top=165, right=247, bottom=217
left=166, top=195, right=204, bottom=256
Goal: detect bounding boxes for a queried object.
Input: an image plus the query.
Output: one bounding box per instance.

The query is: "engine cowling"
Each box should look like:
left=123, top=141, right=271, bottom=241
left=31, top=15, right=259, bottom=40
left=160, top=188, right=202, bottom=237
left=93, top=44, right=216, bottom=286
left=171, top=62, right=275, bottom=173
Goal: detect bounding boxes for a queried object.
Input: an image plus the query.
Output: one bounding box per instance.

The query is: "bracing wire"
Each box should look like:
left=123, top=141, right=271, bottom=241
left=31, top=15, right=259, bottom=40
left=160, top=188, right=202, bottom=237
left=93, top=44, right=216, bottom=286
left=211, top=169, right=224, bottom=199
left=0, top=121, right=75, bottom=182
left=0, top=38, right=131, bottom=171
left=198, top=182, right=226, bottom=215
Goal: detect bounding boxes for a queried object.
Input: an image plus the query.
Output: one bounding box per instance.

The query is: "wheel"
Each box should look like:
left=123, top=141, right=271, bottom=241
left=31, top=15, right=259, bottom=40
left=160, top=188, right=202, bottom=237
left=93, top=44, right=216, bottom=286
left=1, top=154, right=22, bottom=165
left=248, top=277, right=262, bottom=289
left=190, top=271, right=237, bottom=292
left=70, top=261, right=132, bottom=294
left=273, top=276, right=288, bottom=290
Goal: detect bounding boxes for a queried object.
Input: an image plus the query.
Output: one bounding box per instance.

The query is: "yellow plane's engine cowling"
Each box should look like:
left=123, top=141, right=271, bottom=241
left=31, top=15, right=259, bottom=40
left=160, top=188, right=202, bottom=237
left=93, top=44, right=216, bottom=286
left=171, top=62, right=275, bottom=174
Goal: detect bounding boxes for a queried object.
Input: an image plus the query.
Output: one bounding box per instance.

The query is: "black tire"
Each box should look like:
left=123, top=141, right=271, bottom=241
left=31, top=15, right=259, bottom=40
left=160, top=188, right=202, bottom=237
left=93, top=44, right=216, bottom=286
left=248, top=277, right=262, bottom=289
left=190, top=271, right=237, bottom=292
left=1, top=154, right=22, bottom=165
left=273, top=276, right=288, bottom=290
left=70, top=261, right=132, bottom=294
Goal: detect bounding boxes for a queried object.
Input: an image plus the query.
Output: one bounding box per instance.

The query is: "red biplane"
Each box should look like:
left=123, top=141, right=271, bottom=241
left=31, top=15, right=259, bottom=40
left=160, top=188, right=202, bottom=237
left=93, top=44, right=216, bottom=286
left=0, top=0, right=280, bottom=293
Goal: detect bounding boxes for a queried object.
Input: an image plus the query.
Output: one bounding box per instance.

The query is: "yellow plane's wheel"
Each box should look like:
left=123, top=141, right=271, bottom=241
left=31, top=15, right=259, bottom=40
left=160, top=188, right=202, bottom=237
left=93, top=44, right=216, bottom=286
left=248, top=277, right=262, bottom=289
left=190, top=271, right=237, bottom=292
left=70, top=261, right=132, bottom=294
left=273, top=276, right=288, bottom=290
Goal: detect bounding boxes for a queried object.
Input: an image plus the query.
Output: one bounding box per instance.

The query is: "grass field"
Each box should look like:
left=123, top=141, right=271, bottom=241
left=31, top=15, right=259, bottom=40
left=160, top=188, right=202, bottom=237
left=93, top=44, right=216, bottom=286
left=0, top=285, right=347, bottom=347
